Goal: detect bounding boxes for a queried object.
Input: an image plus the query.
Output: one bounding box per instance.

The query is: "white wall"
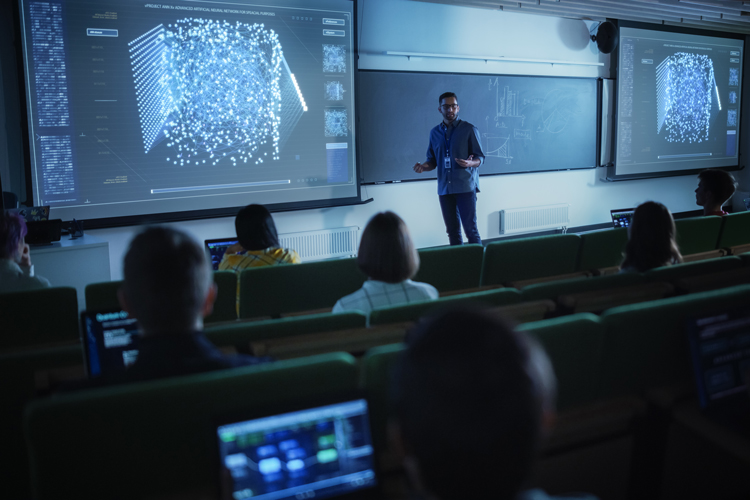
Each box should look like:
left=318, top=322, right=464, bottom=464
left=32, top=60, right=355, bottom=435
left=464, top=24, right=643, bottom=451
left=90, top=0, right=740, bottom=280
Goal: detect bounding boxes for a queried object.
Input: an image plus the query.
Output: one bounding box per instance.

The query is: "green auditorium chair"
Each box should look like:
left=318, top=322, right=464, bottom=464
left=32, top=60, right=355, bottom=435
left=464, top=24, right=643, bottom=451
left=0, top=344, right=84, bottom=499
left=519, top=313, right=605, bottom=411
left=205, top=311, right=367, bottom=352
left=480, top=234, right=582, bottom=286
left=643, top=255, right=742, bottom=283
left=674, top=216, right=723, bottom=256
left=599, top=284, right=750, bottom=399
left=239, top=258, right=366, bottom=319
left=361, top=343, right=405, bottom=470
left=412, top=244, right=484, bottom=293
left=0, top=287, right=79, bottom=350
left=25, top=352, right=359, bottom=500
left=577, top=228, right=628, bottom=272
left=717, top=211, right=750, bottom=251
left=86, top=273, right=237, bottom=323
left=368, top=288, right=522, bottom=326
left=521, top=272, right=645, bottom=303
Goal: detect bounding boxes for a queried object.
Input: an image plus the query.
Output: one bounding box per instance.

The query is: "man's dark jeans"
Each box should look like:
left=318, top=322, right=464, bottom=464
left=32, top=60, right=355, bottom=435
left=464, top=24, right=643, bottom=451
left=439, top=191, right=481, bottom=246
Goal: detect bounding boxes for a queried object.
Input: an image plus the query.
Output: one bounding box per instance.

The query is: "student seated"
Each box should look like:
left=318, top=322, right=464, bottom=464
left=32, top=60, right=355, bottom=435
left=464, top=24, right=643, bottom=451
left=620, top=201, right=682, bottom=273
left=106, top=226, right=268, bottom=384
left=333, top=211, right=438, bottom=317
left=0, top=211, right=50, bottom=293
left=219, top=204, right=300, bottom=314
left=695, top=169, right=737, bottom=216
left=392, top=307, right=597, bottom=500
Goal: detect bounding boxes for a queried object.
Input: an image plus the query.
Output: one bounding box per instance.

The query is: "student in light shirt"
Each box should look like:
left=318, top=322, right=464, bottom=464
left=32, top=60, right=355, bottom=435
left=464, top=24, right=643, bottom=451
left=333, top=211, right=438, bottom=318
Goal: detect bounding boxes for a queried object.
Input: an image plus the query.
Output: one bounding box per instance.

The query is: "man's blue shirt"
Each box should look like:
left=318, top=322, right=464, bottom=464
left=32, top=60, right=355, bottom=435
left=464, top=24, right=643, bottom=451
left=425, top=117, right=485, bottom=196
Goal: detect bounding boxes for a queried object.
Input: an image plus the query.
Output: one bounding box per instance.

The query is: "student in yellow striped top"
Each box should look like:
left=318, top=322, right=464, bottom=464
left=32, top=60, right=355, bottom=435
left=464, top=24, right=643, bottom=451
left=219, top=204, right=301, bottom=314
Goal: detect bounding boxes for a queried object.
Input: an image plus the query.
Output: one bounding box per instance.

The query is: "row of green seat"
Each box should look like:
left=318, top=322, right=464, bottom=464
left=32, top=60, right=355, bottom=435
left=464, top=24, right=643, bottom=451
left=74, top=211, right=750, bottom=321
left=4, top=248, right=750, bottom=355
left=17, top=283, right=750, bottom=498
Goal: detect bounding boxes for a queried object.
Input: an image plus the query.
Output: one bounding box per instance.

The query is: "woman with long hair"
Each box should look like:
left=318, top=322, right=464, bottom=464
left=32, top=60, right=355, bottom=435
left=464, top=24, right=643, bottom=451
left=620, top=201, right=682, bottom=273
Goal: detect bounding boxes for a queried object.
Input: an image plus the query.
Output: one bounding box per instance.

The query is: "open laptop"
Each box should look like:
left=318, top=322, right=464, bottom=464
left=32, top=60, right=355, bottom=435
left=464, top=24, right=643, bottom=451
left=81, top=309, right=141, bottom=378
left=216, top=398, right=379, bottom=500
left=205, top=237, right=238, bottom=270
left=686, top=308, right=750, bottom=433
left=610, top=208, right=636, bottom=228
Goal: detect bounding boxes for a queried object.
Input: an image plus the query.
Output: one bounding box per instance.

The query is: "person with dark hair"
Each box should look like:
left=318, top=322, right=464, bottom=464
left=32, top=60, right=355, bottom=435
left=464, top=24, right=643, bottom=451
left=115, top=226, right=268, bottom=382
left=413, top=92, right=485, bottom=246
left=696, top=169, right=737, bottom=216
left=393, top=307, right=594, bottom=500
left=219, top=204, right=300, bottom=313
left=332, top=211, right=437, bottom=317
left=0, top=211, right=50, bottom=292
left=620, top=201, right=683, bottom=273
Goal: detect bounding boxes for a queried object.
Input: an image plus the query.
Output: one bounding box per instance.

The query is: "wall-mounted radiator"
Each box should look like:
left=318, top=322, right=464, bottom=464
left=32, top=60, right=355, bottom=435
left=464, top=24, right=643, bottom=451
left=499, top=204, right=569, bottom=235
left=278, top=226, right=359, bottom=261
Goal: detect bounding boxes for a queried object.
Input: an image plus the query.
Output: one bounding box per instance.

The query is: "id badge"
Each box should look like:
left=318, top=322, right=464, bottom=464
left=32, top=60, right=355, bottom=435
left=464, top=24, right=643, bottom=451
left=444, top=156, right=451, bottom=170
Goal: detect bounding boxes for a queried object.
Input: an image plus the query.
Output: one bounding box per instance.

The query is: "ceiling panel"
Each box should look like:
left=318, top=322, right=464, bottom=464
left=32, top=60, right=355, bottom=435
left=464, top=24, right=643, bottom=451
left=415, top=0, right=750, bottom=33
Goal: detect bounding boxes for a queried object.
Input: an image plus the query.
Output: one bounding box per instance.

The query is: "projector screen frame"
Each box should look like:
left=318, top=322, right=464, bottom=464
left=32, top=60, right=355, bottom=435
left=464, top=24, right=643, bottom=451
left=605, top=20, right=745, bottom=182
left=13, top=0, right=363, bottom=229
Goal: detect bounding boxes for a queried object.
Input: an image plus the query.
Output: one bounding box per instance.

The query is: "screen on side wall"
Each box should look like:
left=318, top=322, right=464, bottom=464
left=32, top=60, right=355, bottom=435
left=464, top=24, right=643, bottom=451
left=613, top=26, right=744, bottom=178
left=18, top=0, right=358, bottom=225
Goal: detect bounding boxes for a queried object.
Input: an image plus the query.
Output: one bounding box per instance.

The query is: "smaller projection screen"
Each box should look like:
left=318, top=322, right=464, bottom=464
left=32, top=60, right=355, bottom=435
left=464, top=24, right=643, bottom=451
left=17, top=0, right=358, bottom=225
left=612, top=25, right=744, bottom=179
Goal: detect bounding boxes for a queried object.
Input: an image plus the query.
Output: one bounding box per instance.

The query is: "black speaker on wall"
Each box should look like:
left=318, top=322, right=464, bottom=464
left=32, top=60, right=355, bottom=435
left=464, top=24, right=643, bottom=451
left=590, top=21, right=619, bottom=54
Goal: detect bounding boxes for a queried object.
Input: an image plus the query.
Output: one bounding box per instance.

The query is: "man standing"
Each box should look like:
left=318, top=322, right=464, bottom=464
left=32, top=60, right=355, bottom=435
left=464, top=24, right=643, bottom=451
left=413, top=92, right=485, bottom=245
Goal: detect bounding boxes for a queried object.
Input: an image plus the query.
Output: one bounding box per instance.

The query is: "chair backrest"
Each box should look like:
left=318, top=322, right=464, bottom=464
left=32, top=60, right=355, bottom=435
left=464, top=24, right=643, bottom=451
left=520, top=272, right=645, bottom=302
left=674, top=216, right=722, bottom=255
left=577, top=228, right=628, bottom=271
left=239, top=258, right=366, bottom=319
left=519, top=313, right=605, bottom=410
left=360, top=343, right=405, bottom=461
left=204, top=271, right=237, bottom=322
left=205, top=311, right=367, bottom=350
left=86, top=274, right=238, bottom=323
left=412, top=244, right=484, bottom=292
left=0, top=344, right=83, bottom=499
left=0, top=287, right=79, bottom=350
left=717, top=211, right=750, bottom=248
left=481, top=234, right=582, bottom=286
left=599, top=284, right=750, bottom=398
left=25, top=352, right=359, bottom=499
left=644, top=256, right=742, bottom=282
left=368, top=288, right=522, bottom=326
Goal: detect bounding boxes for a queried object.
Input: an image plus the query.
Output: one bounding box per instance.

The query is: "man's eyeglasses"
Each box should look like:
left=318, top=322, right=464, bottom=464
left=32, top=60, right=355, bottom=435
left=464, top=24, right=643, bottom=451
left=441, top=104, right=458, bottom=110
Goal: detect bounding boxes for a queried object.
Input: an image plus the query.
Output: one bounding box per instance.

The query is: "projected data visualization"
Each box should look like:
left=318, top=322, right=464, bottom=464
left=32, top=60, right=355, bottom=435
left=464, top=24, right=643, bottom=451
left=615, top=27, right=744, bottom=176
left=19, top=0, right=357, bottom=223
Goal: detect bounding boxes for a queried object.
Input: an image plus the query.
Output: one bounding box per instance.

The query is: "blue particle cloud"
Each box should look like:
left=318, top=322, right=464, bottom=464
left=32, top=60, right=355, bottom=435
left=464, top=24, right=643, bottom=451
left=728, top=109, right=737, bottom=127
left=729, top=91, right=738, bottom=104
left=323, top=45, right=346, bottom=73
left=324, top=109, right=348, bottom=137
left=129, top=18, right=306, bottom=167
left=325, top=81, right=345, bottom=101
left=729, top=68, right=739, bottom=86
left=656, top=52, right=714, bottom=144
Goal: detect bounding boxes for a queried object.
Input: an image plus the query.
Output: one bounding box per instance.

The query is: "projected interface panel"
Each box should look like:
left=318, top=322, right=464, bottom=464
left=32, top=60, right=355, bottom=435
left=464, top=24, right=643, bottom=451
left=19, top=0, right=357, bottom=222
left=615, top=27, right=743, bottom=176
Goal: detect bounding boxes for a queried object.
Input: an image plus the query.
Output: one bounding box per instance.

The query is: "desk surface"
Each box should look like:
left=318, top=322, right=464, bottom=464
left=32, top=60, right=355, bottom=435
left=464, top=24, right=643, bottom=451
left=31, top=234, right=108, bottom=253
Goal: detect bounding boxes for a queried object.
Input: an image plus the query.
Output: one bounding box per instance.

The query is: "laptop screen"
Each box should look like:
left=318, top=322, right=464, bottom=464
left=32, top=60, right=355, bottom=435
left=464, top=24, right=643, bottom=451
left=217, top=399, right=377, bottom=500
left=687, top=308, right=750, bottom=408
left=610, top=208, right=635, bottom=228
left=81, top=310, right=141, bottom=378
left=205, top=238, right=239, bottom=271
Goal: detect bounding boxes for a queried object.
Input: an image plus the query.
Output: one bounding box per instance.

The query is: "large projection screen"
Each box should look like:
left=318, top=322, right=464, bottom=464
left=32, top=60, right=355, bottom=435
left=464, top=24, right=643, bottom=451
left=611, top=25, right=744, bottom=179
left=17, top=0, right=358, bottom=226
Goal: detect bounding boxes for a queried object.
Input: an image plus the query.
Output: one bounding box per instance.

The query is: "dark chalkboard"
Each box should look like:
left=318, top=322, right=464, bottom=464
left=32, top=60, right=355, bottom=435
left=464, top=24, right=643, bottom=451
left=358, top=71, right=599, bottom=183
